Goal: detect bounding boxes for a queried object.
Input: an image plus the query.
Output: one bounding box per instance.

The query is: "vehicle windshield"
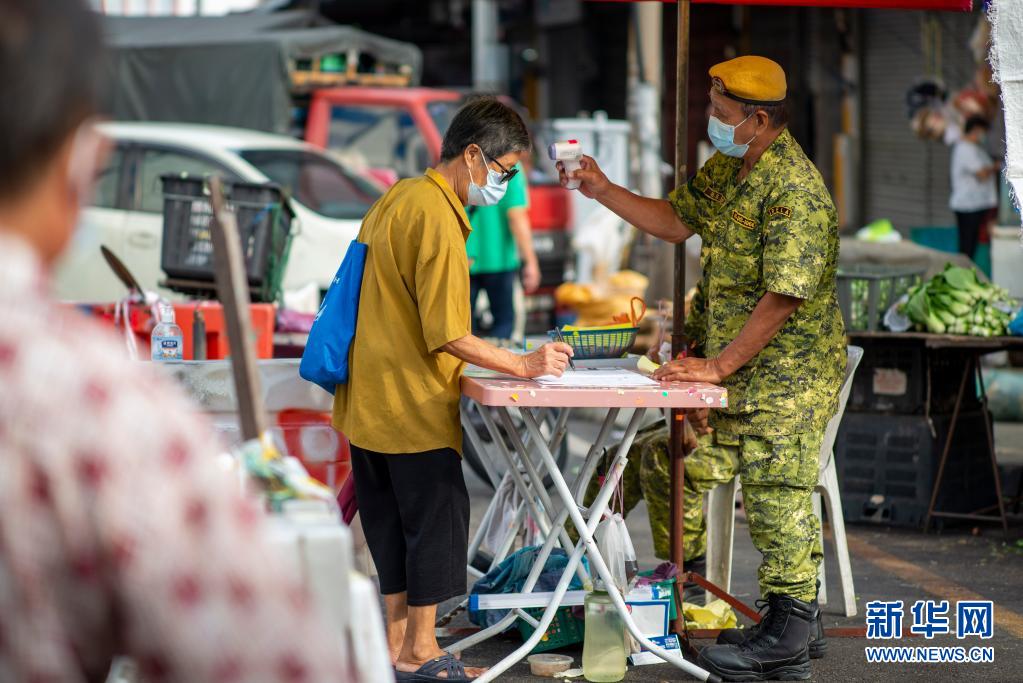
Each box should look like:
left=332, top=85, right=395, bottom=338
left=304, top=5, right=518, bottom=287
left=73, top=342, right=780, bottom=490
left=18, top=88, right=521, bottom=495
left=238, top=148, right=382, bottom=220
left=427, top=99, right=458, bottom=137
left=327, top=100, right=458, bottom=178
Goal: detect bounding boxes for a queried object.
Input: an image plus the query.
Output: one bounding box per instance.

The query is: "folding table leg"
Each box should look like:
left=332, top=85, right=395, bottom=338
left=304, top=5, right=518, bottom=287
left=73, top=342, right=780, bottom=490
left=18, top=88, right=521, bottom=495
left=571, top=407, right=621, bottom=503
left=512, top=408, right=715, bottom=682
left=447, top=405, right=617, bottom=656
left=547, top=407, right=572, bottom=462
left=461, top=407, right=502, bottom=489
left=476, top=405, right=560, bottom=543
left=498, top=409, right=580, bottom=557
left=467, top=410, right=648, bottom=681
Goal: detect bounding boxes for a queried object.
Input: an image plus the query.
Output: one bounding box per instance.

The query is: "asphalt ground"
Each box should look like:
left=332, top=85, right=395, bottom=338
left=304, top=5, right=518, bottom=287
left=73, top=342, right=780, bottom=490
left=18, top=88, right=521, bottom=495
left=414, top=418, right=1023, bottom=682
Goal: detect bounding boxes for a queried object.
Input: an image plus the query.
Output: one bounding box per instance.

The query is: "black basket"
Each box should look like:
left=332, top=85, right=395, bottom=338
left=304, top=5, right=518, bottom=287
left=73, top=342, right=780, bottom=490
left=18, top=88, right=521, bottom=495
left=160, top=175, right=294, bottom=302
left=835, top=410, right=997, bottom=528
left=848, top=337, right=980, bottom=415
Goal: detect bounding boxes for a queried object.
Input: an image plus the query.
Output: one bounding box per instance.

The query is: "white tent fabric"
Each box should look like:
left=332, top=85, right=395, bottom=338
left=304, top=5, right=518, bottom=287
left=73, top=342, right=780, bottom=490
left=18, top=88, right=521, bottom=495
left=991, top=0, right=1023, bottom=209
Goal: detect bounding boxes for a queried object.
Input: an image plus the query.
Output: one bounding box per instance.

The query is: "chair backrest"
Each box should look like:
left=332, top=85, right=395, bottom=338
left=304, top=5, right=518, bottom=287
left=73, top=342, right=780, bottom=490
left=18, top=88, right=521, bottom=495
left=819, top=345, right=864, bottom=471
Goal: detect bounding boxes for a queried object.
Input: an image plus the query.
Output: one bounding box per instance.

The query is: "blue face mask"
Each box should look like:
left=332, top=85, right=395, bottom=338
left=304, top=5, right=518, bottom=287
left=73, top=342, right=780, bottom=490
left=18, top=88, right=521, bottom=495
left=708, top=114, right=757, bottom=158
left=466, top=147, right=508, bottom=207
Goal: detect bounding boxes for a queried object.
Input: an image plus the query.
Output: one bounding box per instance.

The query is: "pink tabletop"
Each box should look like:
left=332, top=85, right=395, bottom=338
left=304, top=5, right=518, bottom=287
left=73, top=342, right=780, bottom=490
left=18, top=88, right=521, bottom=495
left=461, top=373, right=728, bottom=409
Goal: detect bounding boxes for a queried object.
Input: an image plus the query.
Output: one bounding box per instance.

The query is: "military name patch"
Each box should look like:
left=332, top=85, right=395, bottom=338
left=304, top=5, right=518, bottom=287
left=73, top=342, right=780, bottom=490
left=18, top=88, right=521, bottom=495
left=731, top=210, right=757, bottom=230
left=702, top=186, right=726, bottom=204
left=767, top=206, right=792, bottom=219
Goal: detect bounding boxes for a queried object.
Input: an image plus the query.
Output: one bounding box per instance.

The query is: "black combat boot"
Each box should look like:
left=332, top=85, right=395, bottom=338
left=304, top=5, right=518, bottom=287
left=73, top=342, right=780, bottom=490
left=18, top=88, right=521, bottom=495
left=715, top=596, right=827, bottom=659
left=697, top=593, right=814, bottom=681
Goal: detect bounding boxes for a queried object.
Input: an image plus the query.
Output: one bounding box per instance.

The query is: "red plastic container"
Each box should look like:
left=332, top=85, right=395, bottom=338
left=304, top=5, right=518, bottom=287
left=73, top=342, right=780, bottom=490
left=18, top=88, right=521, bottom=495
left=276, top=409, right=352, bottom=494
left=528, top=184, right=572, bottom=232
left=78, top=301, right=276, bottom=360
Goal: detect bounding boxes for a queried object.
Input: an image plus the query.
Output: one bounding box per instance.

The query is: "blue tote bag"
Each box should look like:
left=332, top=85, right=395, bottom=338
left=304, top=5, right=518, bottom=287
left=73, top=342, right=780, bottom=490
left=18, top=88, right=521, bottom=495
left=299, top=240, right=368, bottom=394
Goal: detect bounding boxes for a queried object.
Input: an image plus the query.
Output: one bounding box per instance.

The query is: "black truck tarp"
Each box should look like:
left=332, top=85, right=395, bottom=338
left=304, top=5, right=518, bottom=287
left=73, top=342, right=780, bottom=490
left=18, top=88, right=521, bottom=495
left=102, top=11, right=422, bottom=134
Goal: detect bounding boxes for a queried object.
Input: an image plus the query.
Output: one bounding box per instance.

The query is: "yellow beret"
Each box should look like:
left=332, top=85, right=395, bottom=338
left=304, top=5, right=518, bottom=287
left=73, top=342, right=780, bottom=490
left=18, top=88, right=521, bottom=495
left=709, top=56, right=787, bottom=106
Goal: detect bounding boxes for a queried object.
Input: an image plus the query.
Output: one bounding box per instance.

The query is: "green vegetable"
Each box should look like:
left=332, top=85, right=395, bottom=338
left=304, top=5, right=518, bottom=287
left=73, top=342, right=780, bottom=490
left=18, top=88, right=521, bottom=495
left=898, top=263, right=1018, bottom=336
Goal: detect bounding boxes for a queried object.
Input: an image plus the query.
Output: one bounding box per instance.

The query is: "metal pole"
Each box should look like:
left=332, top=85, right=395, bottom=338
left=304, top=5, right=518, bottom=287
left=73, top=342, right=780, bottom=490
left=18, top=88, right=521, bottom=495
left=669, top=0, right=691, bottom=638
left=472, top=0, right=501, bottom=92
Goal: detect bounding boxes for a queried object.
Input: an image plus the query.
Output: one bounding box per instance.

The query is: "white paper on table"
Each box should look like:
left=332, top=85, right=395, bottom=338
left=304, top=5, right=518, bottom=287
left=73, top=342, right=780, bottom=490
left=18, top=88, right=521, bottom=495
left=534, top=368, right=658, bottom=388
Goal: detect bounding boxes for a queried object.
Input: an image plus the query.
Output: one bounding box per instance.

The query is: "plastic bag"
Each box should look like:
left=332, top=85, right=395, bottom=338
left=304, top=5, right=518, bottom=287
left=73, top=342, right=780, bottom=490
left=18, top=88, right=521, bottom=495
left=1009, top=307, right=1023, bottom=336
left=482, top=476, right=530, bottom=555
left=594, top=513, right=632, bottom=593
left=683, top=599, right=738, bottom=630
left=884, top=294, right=913, bottom=333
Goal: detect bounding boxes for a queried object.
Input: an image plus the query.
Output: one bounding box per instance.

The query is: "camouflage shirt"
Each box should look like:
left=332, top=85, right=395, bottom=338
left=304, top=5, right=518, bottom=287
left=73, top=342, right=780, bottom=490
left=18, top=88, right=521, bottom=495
left=685, top=280, right=707, bottom=357
left=669, top=128, right=846, bottom=437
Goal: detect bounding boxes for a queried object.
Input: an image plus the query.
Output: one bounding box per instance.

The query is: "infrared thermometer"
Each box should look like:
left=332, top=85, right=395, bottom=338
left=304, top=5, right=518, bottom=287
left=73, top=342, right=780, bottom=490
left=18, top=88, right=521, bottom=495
left=548, top=140, right=583, bottom=190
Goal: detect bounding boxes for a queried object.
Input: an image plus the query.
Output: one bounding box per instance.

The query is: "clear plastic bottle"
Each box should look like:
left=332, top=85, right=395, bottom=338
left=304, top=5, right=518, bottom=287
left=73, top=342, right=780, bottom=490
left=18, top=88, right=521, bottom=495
left=151, top=303, right=184, bottom=361
left=582, top=589, right=627, bottom=682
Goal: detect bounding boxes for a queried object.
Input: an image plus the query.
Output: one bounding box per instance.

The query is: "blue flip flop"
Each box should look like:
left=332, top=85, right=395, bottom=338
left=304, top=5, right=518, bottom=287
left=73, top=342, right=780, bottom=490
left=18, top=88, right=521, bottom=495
left=395, top=653, right=475, bottom=682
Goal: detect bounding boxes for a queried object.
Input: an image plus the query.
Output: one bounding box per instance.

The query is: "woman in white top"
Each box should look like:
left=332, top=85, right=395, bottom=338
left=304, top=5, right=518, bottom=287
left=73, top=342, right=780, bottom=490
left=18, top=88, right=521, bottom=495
left=949, top=116, right=1000, bottom=260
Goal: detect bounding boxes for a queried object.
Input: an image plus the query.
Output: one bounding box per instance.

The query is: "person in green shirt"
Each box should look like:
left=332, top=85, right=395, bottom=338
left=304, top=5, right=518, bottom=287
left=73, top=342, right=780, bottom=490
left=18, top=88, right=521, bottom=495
left=465, top=161, right=540, bottom=339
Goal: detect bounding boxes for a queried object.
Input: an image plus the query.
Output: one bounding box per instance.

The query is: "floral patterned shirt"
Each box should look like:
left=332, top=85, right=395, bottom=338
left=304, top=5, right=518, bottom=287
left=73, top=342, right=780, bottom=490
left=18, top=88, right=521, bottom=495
left=0, top=234, right=350, bottom=682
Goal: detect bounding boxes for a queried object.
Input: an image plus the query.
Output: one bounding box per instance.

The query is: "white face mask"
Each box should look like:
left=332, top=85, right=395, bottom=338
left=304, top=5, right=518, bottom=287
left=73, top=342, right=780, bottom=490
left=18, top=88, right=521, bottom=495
left=707, top=113, right=758, bottom=158
left=465, top=146, right=508, bottom=207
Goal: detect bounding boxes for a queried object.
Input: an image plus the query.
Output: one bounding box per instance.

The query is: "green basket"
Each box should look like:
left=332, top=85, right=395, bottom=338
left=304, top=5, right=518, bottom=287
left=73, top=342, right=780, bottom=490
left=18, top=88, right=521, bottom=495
left=549, top=327, right=640, bottom=360
left=515, top=606, right=585, bottom=653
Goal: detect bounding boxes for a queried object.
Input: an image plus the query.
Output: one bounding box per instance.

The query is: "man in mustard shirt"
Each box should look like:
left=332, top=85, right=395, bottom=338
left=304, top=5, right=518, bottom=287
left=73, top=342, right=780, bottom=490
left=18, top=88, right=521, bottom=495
left=333, top=97, right=572, bottom=682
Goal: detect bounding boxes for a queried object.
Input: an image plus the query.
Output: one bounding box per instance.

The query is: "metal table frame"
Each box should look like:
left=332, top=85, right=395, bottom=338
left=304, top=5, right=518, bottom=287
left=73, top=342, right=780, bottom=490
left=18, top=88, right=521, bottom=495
left=453, top=373, right=727, bottom=683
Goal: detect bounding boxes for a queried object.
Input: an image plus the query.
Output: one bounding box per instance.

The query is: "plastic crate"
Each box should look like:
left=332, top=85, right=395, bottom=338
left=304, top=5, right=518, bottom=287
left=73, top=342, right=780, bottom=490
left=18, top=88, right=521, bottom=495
left=160, top=175, right=294, bottom=303
left=515, top=606, right=585, bottom=653
left=836, top=265, right=924, bottom=332
left=834, top=410, right=997, bottom=528
left=848, top=336, right=980, bottom=415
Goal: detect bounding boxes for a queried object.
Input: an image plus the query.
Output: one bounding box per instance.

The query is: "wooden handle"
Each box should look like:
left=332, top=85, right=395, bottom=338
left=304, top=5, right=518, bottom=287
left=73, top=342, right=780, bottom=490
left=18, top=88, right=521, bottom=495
left=208, top=176, right=267, bottom=441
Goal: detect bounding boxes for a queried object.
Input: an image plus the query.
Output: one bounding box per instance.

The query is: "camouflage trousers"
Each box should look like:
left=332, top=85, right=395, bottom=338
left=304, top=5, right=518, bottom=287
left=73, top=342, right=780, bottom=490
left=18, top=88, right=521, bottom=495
left=582, top=425, right=823, bottom=602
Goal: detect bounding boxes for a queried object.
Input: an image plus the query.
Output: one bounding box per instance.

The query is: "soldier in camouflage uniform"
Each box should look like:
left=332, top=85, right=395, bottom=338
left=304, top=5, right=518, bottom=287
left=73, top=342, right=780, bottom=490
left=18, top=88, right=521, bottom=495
left=558, top=55, right=845, bottom=681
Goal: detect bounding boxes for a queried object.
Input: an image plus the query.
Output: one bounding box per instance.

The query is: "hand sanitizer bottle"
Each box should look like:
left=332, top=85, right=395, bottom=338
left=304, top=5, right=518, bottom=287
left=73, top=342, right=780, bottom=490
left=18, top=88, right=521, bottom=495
left=151, top=303, right=184, bottom=361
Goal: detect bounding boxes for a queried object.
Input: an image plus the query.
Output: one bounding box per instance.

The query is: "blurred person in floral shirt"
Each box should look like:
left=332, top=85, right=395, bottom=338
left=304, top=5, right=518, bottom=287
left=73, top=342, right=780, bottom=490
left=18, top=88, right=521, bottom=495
left=0, top=2, right=352, bottom=681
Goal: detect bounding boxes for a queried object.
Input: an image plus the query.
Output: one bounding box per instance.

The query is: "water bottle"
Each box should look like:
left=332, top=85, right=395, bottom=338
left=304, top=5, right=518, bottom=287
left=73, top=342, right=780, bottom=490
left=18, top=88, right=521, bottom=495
left=151, top=303, right=183, bottom=361
left=582, top=589, right=627, bottom=682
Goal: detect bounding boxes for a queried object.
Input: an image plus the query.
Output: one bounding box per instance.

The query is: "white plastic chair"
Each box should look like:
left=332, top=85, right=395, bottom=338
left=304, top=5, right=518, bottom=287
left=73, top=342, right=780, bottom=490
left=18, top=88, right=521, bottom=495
left=704, top=345, right=863, bottom=617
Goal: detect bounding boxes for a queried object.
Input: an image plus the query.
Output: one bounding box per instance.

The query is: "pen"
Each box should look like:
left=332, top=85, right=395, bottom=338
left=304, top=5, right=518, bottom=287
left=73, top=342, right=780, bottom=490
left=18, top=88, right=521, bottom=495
left=553, top=327, right=577, bottom=371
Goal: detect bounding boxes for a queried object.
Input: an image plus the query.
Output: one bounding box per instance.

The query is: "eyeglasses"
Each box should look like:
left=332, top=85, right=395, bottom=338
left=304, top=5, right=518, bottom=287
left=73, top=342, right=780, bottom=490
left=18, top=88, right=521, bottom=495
left=478, top=145, right=519, bottom=184
left=490, top=156, right=519, bottom=185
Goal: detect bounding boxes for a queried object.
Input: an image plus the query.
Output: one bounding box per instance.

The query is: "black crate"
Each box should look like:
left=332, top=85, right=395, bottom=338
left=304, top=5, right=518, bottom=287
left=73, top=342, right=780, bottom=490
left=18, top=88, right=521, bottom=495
left=835, top=410, right=998, bottom=528
left=160, top=175, right=294, bottom=301
left=848, top=336, right=979, bottom=415
left=532, top=230, right=570, bottom=290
